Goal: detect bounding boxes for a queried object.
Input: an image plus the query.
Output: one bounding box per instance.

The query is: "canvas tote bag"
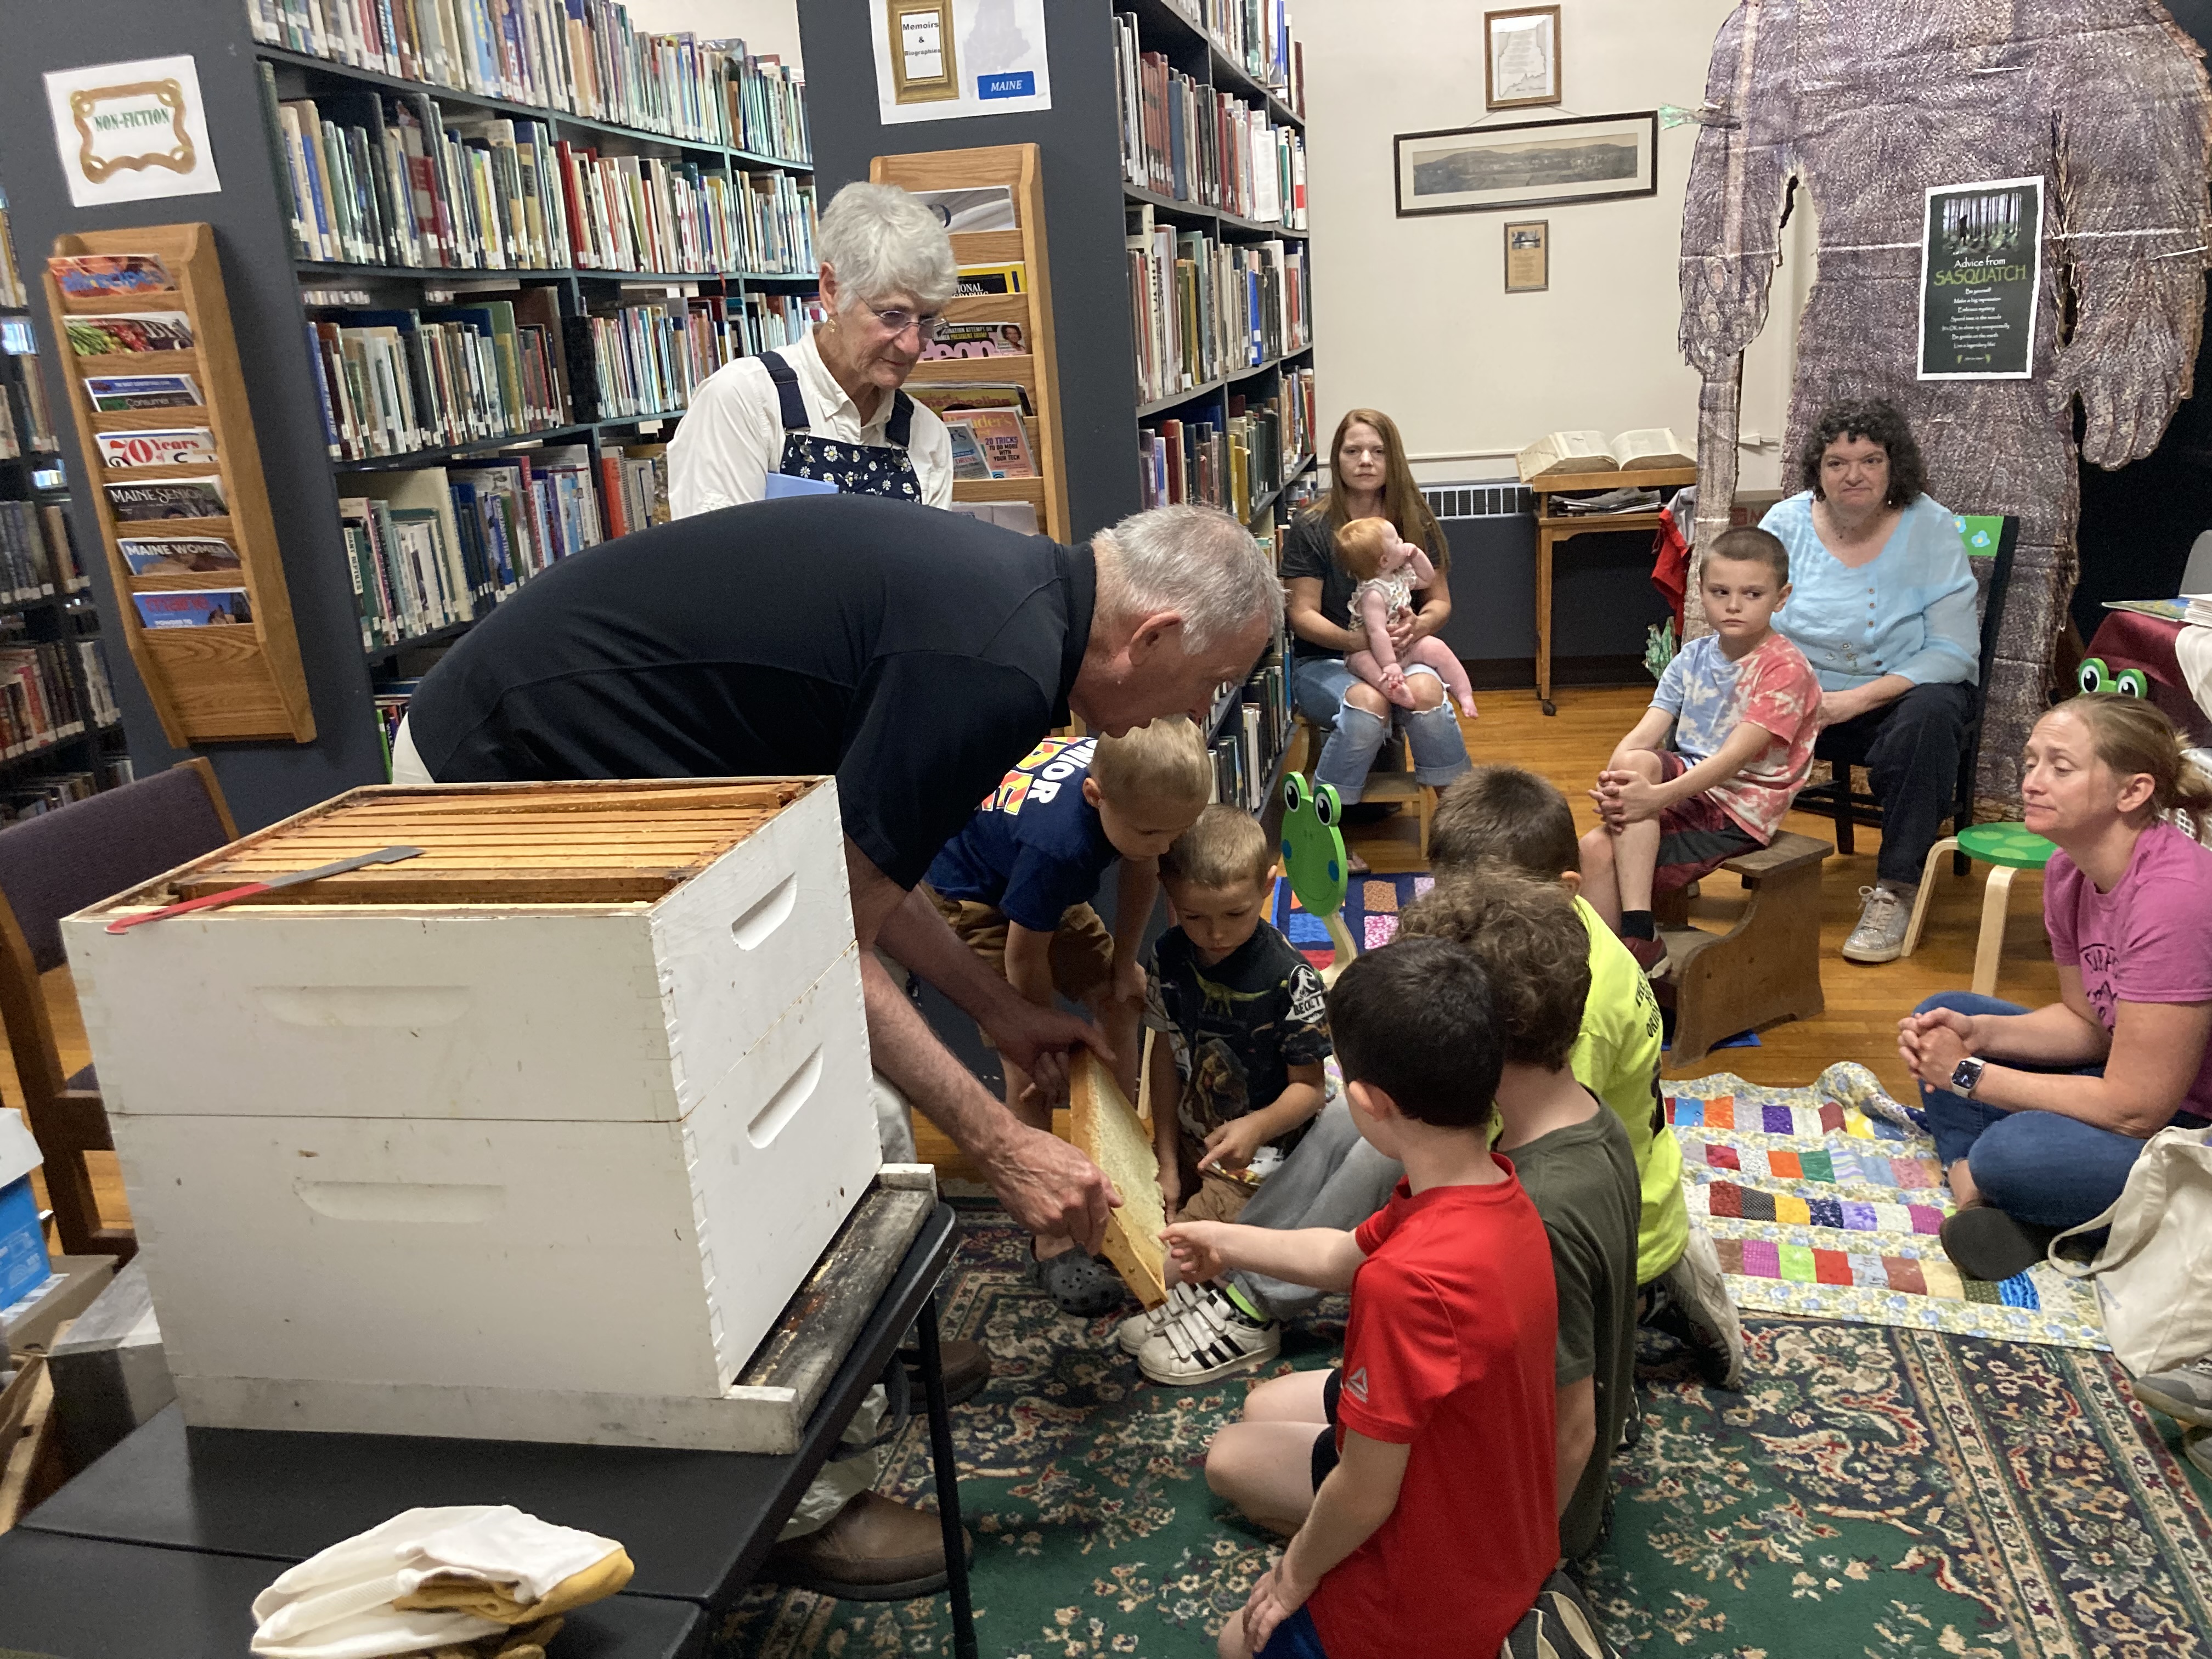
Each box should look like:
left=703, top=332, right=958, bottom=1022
left=2047, top=1124, right=2212, bottom=1378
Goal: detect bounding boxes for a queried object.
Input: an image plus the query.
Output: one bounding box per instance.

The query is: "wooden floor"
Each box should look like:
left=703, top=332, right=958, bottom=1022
left=12, top=684, right=2056, bottom=1224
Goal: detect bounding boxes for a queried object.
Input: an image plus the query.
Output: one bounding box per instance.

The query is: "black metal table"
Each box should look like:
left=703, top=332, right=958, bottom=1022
left=14, top=1203, right=975, bottom=1658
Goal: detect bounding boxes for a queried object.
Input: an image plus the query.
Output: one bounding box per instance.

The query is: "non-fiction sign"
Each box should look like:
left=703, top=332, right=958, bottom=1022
left=44, top=55, right=222, bottom=208
left=1918, top=176, right=2042, bottom=380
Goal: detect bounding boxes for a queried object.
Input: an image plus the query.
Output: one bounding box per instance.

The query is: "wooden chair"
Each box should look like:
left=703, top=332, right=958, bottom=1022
left=1654, top=831, right=1831, bottom=1066
left=1292, top=714, right=1436, bottom=864
left=1793, top=516, right=2018, bottom=874
left=0, top=760, right=237, bottom=1262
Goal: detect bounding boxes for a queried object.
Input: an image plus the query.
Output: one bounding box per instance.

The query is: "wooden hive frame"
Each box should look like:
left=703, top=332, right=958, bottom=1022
left=870, top=142, right=1070, bottom=541
left=1069, top=1052, right=1169, bottom=1308
left=43, top=222, right=313, bottom=746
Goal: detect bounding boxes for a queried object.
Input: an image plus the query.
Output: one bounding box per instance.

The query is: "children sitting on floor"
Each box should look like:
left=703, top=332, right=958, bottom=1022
left=1333, top=519, right=1479, bottom=718
left=1169, top=936, right=1560, bottom=1659
left=1397, top=872, right=1640, bottom=1566
left=1432, top=764, right=1744, bottom=1389
left=923, top=716, right=1212, bottom=1317
left=1577, top=526, right=1822, bottom=981
left=1114, top=806, right=1331, bottom=1384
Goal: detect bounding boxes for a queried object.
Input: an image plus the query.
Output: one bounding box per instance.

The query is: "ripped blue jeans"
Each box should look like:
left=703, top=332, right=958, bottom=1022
left=1291, top=656, right=1470, bottom=806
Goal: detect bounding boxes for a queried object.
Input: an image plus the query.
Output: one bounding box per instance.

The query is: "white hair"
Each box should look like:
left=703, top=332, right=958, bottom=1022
left=817, top=182, right=958, bottom=310
left=1095, top=505, right=1283, bottom=653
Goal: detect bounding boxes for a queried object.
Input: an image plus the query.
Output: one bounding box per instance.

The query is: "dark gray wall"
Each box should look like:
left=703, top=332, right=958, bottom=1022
left=798, top=0, right=1143, bottom=540
left=0, top=0, right=383, bottom=830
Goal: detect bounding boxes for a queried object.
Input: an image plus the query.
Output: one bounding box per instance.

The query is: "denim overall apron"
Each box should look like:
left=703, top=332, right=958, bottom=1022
left=760, top=351, right=924, bottom=500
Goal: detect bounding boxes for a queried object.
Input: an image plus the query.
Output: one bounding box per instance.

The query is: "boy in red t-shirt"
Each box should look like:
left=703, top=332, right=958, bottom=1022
left=1164, top=936, right=1559, bottom=1659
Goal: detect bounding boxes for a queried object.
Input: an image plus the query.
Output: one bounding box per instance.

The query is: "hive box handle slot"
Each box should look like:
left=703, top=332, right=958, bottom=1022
left=747, top=1048, right=823, bottom=1149
left=731, top=875, right=798, bottom=950
left=295, top=1181, right=506, bottom=1223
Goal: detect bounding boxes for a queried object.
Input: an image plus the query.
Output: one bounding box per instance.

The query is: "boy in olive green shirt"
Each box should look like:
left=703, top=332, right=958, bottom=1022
left=1434, top=764, right=1741, bottom=1390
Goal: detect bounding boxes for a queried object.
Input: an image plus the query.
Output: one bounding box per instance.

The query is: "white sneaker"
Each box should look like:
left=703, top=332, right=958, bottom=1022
left=2133, top=1352, right=2212, bottom=1429
left=1114, top=1280, right=1200, bottom=1356
left=1647, top=1226, right=1745, bottom=1390
left=1842, top=884, right=1913, bottom=964
left=1136, top=1285, right=1280, bottom=1386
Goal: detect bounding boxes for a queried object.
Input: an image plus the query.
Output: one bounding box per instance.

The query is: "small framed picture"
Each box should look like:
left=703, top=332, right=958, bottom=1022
left=1486, top=6, right=1561, bottom=110
left=1504, top=220, right=1549, bottom=291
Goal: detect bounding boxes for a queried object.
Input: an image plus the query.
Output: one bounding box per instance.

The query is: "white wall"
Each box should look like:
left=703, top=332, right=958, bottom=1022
left=1300, top=0, right=1811, bottom=490
left=619, top=0, right=803, bottom=66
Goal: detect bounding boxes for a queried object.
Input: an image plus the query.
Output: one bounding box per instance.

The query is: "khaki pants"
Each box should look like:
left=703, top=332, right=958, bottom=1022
left=1171, top=1133, right=1259, bottom=1225
left=923, top=887, right=1116, bottom=1035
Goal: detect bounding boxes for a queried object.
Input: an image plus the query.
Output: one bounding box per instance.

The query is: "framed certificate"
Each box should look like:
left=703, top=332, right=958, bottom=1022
left=1504, top=220, right=1549, bottom=291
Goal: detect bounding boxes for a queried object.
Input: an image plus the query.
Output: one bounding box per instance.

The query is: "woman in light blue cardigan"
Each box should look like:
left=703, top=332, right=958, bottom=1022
left=1761, top=398, right=1979, bottom=965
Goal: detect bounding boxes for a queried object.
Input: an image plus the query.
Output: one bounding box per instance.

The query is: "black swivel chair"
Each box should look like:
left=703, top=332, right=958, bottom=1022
left=1791, top=515, right=2018, bottom=877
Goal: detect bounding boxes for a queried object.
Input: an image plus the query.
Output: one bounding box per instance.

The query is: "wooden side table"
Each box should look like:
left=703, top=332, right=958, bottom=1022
left=1528, top=466, right=1697, bottom=714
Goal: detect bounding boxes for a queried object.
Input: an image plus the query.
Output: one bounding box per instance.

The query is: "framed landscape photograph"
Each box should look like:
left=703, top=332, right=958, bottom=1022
left=1395, top=111, right=1659, bottom=218
left=1485, top=6, right=1560, bottom=109
left=1504, top=220, right=1549, bottom=291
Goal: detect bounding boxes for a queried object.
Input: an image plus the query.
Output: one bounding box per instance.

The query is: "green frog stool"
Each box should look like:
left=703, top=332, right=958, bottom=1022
left=1280, top=774, right=1359, bottom=986
left=1901, top=821, right=2056, bottom=996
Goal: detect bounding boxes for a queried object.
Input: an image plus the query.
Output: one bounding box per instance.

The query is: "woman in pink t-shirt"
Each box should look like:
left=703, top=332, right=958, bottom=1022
left=1897, top=695, right=2212, bottom=1291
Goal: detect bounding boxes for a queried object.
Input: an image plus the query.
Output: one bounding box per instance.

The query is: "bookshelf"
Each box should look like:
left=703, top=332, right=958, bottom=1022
left=799, top=0, right=1316, bottom=823
left=0, top=0, right=819, bottom=827
left=0, top=194, right=129, bottom=821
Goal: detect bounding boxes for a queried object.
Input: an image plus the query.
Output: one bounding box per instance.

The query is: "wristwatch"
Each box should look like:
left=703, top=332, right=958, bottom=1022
left=1950, top=1056, right=1987, bottom=1097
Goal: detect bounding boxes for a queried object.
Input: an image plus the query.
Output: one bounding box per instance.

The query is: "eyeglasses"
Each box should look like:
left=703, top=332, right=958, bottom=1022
left=870, top=307, right=944, bottom=342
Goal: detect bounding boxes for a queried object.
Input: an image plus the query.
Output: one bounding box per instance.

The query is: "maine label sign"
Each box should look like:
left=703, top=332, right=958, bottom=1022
left=45, top=56, right=223, bottom=208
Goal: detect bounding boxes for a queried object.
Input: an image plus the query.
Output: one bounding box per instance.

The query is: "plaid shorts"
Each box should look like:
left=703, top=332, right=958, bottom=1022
left=1652, top=751, right=1762, bottom=896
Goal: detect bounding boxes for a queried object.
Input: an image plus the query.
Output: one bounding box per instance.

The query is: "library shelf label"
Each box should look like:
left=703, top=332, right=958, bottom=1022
left=44, top=55, right=222, bottom=207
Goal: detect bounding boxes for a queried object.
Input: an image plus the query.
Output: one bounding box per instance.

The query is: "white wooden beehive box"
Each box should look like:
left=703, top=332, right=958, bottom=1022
left=61, top=778, right=882, bottom=1449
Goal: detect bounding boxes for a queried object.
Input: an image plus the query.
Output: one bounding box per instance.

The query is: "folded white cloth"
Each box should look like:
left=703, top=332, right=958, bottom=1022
left=250, top=1505, right=623, bottom=1659
left=2176, top=619, right=2212, bottom=725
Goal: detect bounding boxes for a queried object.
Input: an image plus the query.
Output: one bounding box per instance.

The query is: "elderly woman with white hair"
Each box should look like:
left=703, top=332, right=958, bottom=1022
left=668, top=181, right=959, bottom=513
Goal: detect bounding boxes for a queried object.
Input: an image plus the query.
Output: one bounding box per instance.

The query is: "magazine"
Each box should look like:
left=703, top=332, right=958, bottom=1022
left=85, top=373, right=202, bottom=411
left=120, top=537, right=241, bottom=575
left=921, top=322, right=1028, bottom=360
left=47, top=254, right=175, bottom=298
left=946, top=423, right=991, bottom=482
left=106, top=477, right=226, bottom=520
left=134, top=588, right=253, bottom=628
left=65, top=312, right=195, bottom=355
left=98, top=428, right=218, bottom=469
left=950, top=410, right=1036, bottom=478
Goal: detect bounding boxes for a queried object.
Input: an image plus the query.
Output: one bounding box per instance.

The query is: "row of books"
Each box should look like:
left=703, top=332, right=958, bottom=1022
left=0, top=641, right=89, bottom=760
left=306, top=295, right=568, bottom=460
left=340, top=449, right=607, bottom=647
left=565, top=297, right=732, bottom=420
left=1116, top=27, right=1306, bottom=228
left=733, top=291, right=823, bottom=358
left=1207, top=656, right=1293, bottom=813
left=0, top=501, right=89, bottom=604
left=1128, top=212, right=1312, bottom=403
left=75, top=637, right=121, bottom=727
left=1171, top=0, right=1303, bottom=110
left=246, top=1, right=809, bottom=158
left=1139, top=369, right=1313, bottom=518
left=0, top=200, right=23, bottom=308
left=0, top=759, right=135, bottom=825
left=1, top=330, right=60, bottom=455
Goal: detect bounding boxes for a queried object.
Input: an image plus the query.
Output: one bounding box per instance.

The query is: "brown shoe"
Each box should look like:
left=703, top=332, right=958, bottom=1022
left=902, top=1338, right=990, bottom=1407
left=762, top=1491, right=972, bottom=1601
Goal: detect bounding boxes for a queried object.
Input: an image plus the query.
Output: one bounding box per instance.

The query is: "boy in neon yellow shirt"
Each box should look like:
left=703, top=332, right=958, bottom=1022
left=1433, top=765, right=1742, bottom=1389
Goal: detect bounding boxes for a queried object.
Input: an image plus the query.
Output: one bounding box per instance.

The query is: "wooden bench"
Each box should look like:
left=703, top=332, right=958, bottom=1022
left=1652, top=830, right=1831, bottom=1067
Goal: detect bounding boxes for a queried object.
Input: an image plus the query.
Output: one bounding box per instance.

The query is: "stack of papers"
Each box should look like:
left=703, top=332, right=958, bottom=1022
left=1553, top=488, right=1661, bottom=517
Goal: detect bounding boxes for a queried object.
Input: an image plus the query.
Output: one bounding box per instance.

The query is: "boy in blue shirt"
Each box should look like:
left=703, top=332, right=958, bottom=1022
left=925, top=715, right=1213, bottom=1314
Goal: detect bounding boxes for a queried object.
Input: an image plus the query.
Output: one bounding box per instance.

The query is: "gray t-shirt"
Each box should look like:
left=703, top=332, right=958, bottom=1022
left=1503, top=1100, right=1641, bottom=1562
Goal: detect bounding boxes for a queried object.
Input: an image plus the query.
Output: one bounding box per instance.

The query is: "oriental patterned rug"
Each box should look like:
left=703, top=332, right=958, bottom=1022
left=713, top=1208, right=2212, bottom=1659
left=1666, top=1064, right=2105, bottom=1348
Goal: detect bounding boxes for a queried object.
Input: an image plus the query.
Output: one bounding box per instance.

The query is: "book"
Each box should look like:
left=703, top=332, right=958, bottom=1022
left=945, top=501, right=1040, bottom=534
left=97, top=428, right=219, bottom=470
left=1516, top=428, right=1695, bottom=482
left=134, top=589, right=255, bottom=628
left=907, top=382, right=1031, bottom=416
left=956, top=262, right=1025, bottom=295
left=47, top=253, right=175, bottom=298
left=2100, top=598, right=2193, bottom=623
left=84, top=373, right=203, bottom=411
left=64, top=313, right=195, bottom=355
left=922, top=321, right=1028, bottom=360
left=120, top=537, right=242, bottom=575
left=911, top=187, right=1017, bottom=233
left=106, top=477, right=227, bottom=520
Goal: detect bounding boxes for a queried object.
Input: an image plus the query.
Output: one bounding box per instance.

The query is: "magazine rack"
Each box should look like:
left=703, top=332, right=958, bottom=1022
left=43, top=223, right=313, bottom=744
left=872, top=144, right=1069, bottom=540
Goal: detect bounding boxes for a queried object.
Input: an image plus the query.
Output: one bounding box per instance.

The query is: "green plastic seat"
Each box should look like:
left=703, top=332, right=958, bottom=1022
left=1955, top=822, right=2055, bottom=871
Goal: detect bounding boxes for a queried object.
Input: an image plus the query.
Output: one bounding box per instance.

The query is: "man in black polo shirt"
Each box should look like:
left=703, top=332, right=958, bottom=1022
left=402, top=494, right=1279, bottom=1248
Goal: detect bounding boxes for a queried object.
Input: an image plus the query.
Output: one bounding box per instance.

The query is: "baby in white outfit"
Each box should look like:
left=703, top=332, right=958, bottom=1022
left=1335, top=518, right=1479, bottom=719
